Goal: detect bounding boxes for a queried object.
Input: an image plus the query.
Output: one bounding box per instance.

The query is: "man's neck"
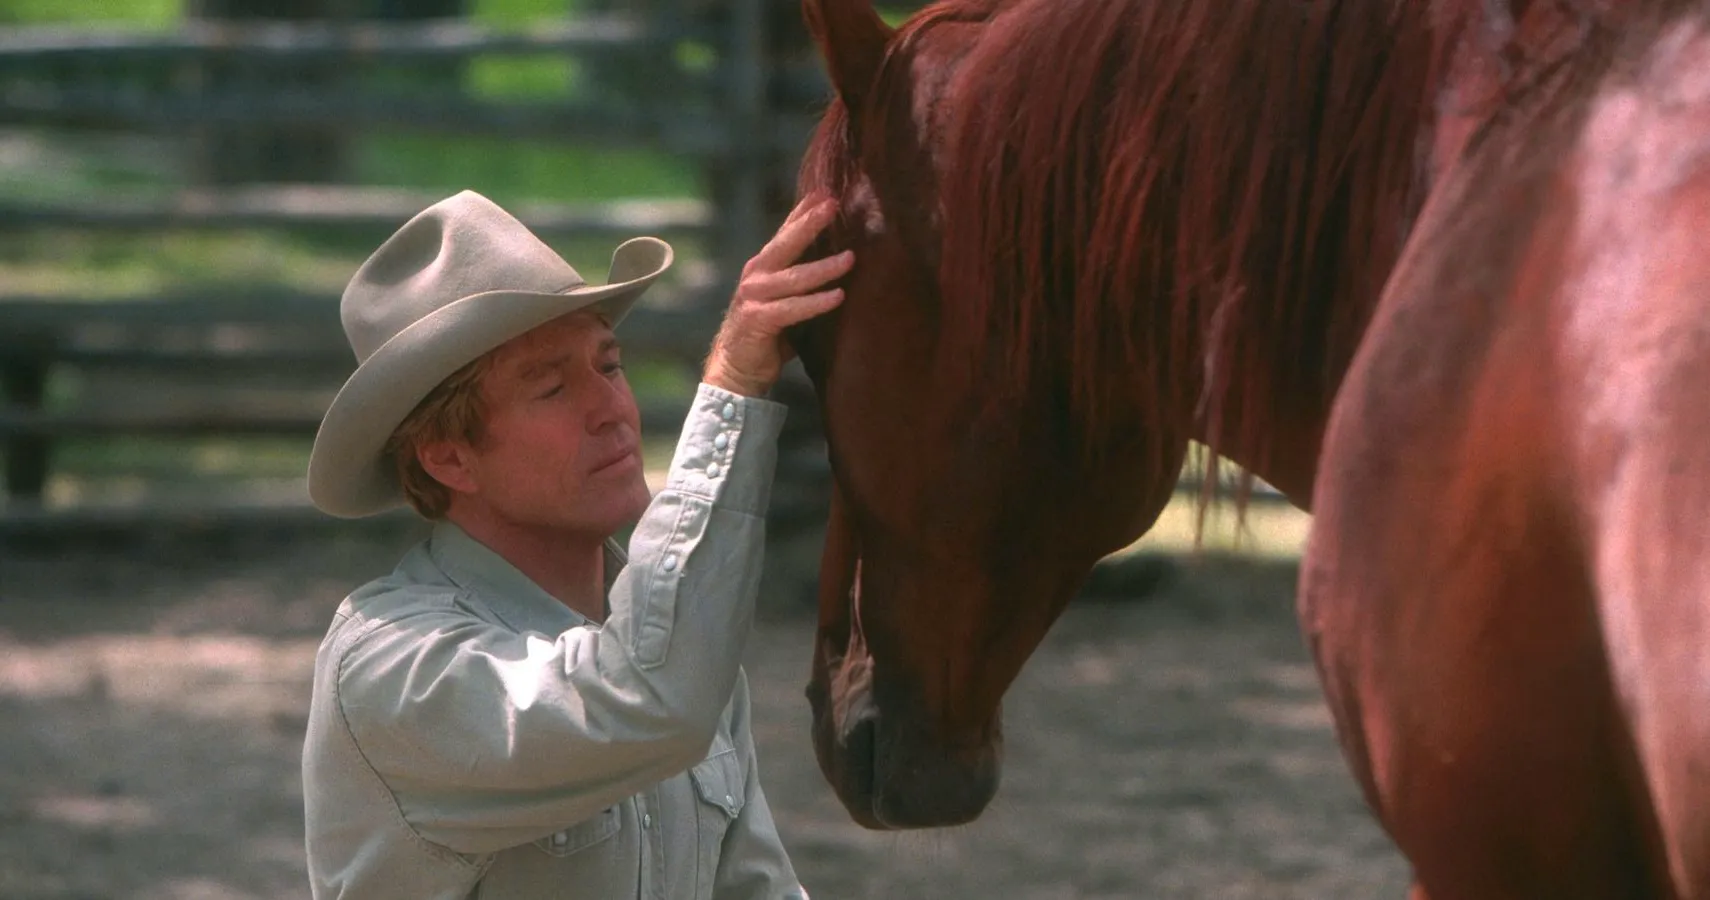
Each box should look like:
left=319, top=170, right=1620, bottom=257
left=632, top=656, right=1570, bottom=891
left=445, top=507, right=608, bottom=622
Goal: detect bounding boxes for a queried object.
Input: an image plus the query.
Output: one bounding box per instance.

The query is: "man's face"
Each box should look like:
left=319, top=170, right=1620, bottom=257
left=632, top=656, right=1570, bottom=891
left=462, top=310, right=650, bottom=536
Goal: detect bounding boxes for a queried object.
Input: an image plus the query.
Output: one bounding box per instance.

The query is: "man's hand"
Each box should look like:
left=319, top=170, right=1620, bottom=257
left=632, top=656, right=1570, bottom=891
left=704, top=194, right=853, bottom=397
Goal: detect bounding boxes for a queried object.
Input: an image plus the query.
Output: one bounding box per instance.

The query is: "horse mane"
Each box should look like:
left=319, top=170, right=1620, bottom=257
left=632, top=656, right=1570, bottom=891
left=798, top=0, right=1671, bottom=517
left=920, top=0, right=1444, bottom=498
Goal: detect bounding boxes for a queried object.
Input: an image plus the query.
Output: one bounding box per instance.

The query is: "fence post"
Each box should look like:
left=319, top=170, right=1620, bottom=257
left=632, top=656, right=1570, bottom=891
left=1, top=351, right=50, bottom=505
left=720, top=0, right=768, bottom=281
left=186, top=0, right=350, bottom=184
left=184, top=0, right=469, bottom=185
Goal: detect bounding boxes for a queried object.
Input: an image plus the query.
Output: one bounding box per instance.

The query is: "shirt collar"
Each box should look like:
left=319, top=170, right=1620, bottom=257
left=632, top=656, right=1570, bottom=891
left=427, top=520, right=628, bottom=633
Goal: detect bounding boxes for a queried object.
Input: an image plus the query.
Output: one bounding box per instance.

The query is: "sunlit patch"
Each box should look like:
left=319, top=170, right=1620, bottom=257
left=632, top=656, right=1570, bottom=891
left=136, top=876, right=259, bottom=900
left=32, top=794, right=156, bottom=829
left=1228, top=697, right=1334, bottom=731
left=1069, top=651, right=1119, bottom=687
left=0, top=635, right=316, bottom=722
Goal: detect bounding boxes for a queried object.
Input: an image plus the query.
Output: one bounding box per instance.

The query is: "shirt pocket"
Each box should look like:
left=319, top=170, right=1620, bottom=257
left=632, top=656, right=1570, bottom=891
left=476, top=806, right=628, bottom=900
left=688, top=734, right=748, bottom=895
left=532, top=805, right=621, bottom=858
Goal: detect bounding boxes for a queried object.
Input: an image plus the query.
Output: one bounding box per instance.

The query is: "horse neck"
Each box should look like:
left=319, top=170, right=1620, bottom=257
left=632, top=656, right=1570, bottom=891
left=1198, top=0, right=1607, bottom=503
left=928, top=0, right=1459, bottom=506
left=1170, top=3, right=1449, bottom=506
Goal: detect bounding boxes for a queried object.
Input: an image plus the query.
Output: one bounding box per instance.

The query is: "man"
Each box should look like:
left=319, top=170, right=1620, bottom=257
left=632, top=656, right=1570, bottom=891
left=300, top=188, right=852, bottom=899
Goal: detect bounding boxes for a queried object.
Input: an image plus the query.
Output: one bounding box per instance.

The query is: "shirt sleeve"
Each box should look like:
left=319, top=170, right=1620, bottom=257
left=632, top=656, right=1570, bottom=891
left=713, top=669, right=811, bottom=900
left=334, top=382, right=787, bottom=855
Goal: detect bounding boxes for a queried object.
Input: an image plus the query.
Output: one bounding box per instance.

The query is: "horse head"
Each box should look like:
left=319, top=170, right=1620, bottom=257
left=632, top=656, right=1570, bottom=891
left=787, top=0, right=1180, bottom=830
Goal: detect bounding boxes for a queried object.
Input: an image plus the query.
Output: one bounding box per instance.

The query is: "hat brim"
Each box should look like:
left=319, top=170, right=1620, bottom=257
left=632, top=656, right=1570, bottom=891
left=307, top=236, right=673, bottom=518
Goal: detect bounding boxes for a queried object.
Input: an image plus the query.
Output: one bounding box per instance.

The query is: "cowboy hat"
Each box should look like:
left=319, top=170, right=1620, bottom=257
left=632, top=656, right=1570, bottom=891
left=307, top=189, right=673, bottom=518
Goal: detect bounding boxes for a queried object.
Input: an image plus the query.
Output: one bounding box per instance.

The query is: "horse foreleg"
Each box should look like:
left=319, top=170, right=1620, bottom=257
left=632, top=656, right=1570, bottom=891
left=1564, top=170, right=1710, bottom=896
left=1583, top=438, right=1710, bottom=897
left=1559, top=45, right=1710, bottom=897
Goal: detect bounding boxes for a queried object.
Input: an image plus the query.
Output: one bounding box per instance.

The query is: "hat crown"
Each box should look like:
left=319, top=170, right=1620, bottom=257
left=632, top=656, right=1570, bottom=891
left=340, top=190, right=585, bottom=362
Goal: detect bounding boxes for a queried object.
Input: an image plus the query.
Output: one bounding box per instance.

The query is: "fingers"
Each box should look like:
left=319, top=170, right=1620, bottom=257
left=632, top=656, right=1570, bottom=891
left=743, top=249, right=855, bottom=300
left=779, top=192, right=828, bottom=229
left=748, top=196, right=840, bottom=274
left=753, top=287, right=845, bottom=330
left=705, top=194, right=848, bottom=397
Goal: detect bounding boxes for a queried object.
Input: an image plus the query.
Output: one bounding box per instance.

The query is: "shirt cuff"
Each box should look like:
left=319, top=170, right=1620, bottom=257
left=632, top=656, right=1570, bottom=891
left=662, top=383, right=788, bottom=516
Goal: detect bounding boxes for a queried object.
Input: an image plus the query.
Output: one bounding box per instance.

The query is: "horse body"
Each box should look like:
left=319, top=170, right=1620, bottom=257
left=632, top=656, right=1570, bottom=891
left=1306, top=11, right=1710, bottom=893
left=794, top=0, right=1710, bottom=892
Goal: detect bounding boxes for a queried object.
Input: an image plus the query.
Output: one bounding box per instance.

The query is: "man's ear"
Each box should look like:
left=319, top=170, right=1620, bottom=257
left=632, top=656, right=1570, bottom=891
left=417, top=439, right=479, bottom=496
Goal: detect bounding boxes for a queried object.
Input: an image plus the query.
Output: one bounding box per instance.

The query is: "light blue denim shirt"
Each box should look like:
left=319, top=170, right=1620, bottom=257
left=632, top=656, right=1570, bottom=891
left=302, top=383, right=807, bottom=899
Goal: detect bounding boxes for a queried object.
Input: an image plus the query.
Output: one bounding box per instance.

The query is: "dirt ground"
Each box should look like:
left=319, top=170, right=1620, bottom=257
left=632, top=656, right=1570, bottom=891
left=0, top=525, right=1411, bottom=899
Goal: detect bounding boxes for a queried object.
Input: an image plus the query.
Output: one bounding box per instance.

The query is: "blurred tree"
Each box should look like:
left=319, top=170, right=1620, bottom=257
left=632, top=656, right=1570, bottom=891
left=187, top=0, right=468, bottom=185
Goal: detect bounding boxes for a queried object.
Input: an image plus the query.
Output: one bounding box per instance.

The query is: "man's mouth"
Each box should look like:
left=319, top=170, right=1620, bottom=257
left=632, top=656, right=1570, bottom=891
left=590, top=446, right=639, bottom=474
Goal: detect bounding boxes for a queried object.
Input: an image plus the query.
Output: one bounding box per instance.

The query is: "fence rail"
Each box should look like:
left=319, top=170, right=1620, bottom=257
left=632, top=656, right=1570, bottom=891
left=0, top=187, right=716, bottom=239
left=0, top=85, right=806, bottom=150
left=0, top=17, right=669, bottom=62
left=0, top=16, right=822, bottom=151
left=0, top=287, right=725, bottom=358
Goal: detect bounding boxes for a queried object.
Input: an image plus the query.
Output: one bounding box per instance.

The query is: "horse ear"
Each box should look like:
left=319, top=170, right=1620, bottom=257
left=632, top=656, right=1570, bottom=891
left=802, top=0, right=895, bottom=109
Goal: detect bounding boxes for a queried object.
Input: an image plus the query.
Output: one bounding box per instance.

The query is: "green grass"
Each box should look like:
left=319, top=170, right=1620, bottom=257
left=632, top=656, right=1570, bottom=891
left=0, top=0, right=704, bottom=294
left=466, top=56, right=583, bottom=100
left=463, top=0, right=586, bottom=103
left=474, top=0, right=575, bottom=26
left=0, top=225, right=711, bottom=309
left=0, top=0, right=565, bottom=25
left=0, top=0, right=180, bottom=25
left=352, top=134, right=698, bottom=204
left=0, top=230, right=372, bottom=298
left=876, top=7, right=916, bottom=27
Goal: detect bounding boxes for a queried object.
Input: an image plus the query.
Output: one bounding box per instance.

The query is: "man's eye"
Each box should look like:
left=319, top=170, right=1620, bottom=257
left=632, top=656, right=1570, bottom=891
left=603, top=363, right=625, bottom=376
left=539, top=384, right=564, bottom=399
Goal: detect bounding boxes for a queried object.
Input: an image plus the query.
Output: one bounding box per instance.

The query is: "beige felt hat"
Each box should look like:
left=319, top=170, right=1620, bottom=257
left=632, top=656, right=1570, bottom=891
left=307, top=189, right=673, bottom=518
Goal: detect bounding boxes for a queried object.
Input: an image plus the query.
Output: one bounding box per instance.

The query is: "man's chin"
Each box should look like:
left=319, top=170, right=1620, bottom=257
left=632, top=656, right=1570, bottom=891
left=573, top=482, right=652, bottom=538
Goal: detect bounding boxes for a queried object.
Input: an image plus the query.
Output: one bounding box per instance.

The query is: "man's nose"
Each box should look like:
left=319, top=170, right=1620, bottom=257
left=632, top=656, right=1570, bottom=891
left=580, top=372, right=630, bottom=430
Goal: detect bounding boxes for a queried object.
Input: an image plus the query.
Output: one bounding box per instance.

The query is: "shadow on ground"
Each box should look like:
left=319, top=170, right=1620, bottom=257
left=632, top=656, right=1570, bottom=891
left=0, top=527, right=1407, bottom=899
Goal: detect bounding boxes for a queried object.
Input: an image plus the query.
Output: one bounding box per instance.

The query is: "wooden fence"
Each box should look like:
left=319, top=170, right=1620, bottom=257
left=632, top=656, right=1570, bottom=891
left=0, top=2, right=837, bottom=538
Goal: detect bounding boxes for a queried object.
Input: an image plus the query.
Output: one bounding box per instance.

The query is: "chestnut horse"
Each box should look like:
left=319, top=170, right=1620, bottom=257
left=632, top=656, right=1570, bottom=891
left=787, top=0, right=1710, bottom=894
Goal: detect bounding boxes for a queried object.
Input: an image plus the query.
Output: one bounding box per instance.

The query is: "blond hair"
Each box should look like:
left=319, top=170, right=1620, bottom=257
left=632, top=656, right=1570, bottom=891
left=382, top=354, right=494, bottom=519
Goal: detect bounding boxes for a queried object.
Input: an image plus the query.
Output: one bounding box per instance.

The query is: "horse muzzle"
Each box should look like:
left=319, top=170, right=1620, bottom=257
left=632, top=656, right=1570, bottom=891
left=807, top=647, right=1003, bottom=829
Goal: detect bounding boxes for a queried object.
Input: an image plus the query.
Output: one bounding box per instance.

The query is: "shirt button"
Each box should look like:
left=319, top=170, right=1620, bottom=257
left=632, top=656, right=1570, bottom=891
left=642, top=813, right=653, bottom=829
left=705, top=462, right=721, bottom=478
left=713, top=433, right=729, bottom=451
left=552, top=831, right=569, bottom=847
left=723, top=794, right=734, bottom=807
left=661, top=553, right=679, bottom=572
left=721, top=402, right=736, bottom=421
